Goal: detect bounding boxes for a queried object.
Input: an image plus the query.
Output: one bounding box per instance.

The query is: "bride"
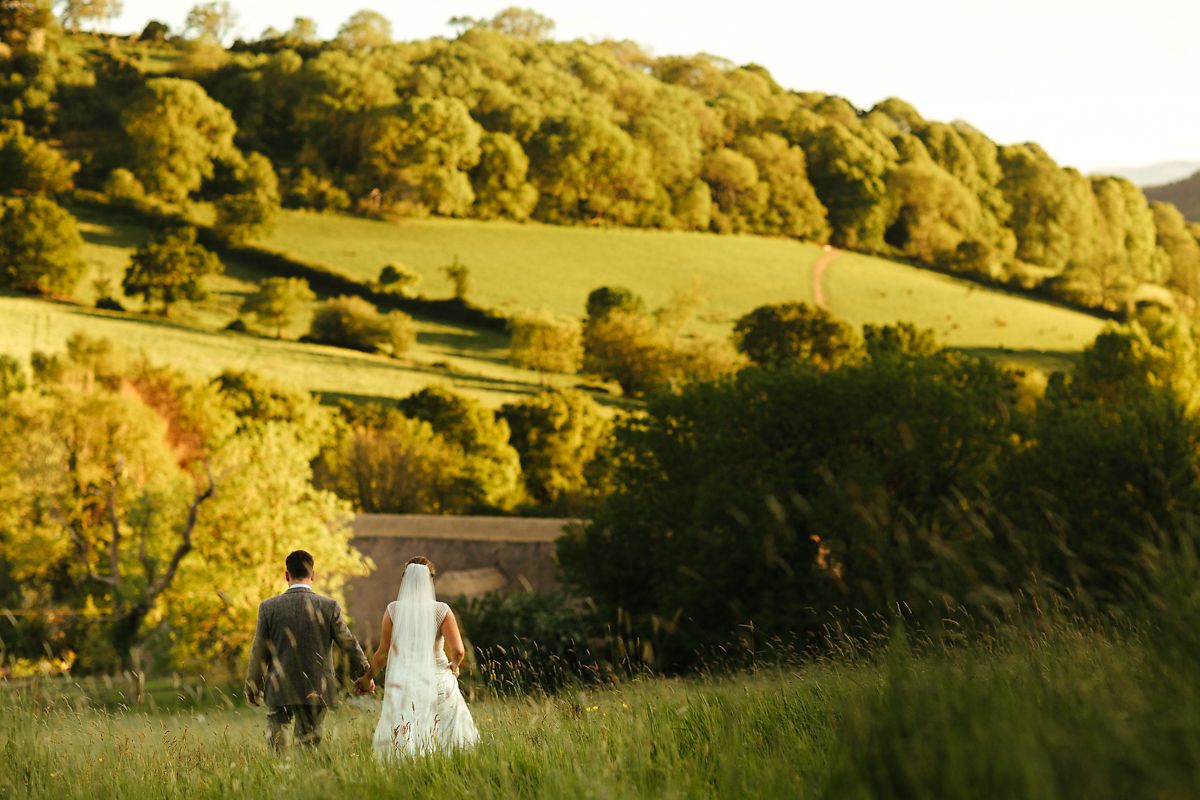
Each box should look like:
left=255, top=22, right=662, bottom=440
left=357, top=556, right=480, bottom=756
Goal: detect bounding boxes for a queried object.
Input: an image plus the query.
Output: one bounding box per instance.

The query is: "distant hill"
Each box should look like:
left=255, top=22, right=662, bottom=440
left=1145, top=171, right=1200, bottom=221
left=1104, top=161, right=1200, bottom=187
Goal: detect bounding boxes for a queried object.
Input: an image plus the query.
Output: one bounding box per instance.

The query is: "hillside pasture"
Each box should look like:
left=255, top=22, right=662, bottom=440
left=261, top=211, right=1106, bottom=366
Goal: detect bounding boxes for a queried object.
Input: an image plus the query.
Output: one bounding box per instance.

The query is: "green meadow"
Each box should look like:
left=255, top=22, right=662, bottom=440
left=0, top=202, right=1107, bottom=404
left=2, top=624, right=1195, bottom=800
left=262, top=210, right=1106, bottom=363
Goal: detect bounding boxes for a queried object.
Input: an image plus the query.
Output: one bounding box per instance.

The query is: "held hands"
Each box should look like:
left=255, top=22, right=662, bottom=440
left=354, top=674, right=376, bottom=695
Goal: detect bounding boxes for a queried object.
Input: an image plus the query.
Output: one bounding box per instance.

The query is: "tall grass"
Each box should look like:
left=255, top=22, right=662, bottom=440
left=3, top=617, right=1197, bottom=799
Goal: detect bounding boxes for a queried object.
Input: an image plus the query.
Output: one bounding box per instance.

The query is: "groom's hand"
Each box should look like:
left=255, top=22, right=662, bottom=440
left=244, top=686, right=260, bottom=707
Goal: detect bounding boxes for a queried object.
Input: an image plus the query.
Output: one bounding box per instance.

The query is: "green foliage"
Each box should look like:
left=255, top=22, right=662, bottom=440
left=333, top=9, right=391, bottom=50
left=559, top=352, right=1022, bottom=669
left=459, top=589, right=603, bottom=694
left=239, top=276, right=315, bottom=339
left=442, top=256, right=472, bottom=299
left=0, top=194, right=83, bottom=294
left=0, top=352, right=26, bottom=397
left=398, top=385, right=525, bottom=511
left=282, top=168, right=350, bottom=211
left=307, top=295, right=413, bottom=355
left=509, top=311, right=583, bottom=374
left=582, top=309, right=678, bottom=396
left=183, top=1, right=235, bottom=42
left=0, top=119, right=76, bottom=194
left=122, top=225, right=222, bottom=314
left=59, top=0, right=122, bottom=31
left=314, top=407, right=468, bottom=513
left=471, top=130, right=538, bottom=220
left=733, top=301, right=865, bottom=370
left=499, top=389, right=611, bottom=511
left=213, top=151, right=280, bottom=243
left=122, top=77, right=238, bottom=204
left=863, top=321, right=942, bottom=358
left=585, top=285, right=645, bottom=321
left=363, top=97, right=483, bottom=215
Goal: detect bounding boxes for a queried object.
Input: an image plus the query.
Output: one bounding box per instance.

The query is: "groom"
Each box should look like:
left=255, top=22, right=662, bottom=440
left=245, top=550, right=375, bottom=750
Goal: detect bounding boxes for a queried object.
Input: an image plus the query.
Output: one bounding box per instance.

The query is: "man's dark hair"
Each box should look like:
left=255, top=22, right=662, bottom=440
left=285, top=550, right=314, bottom=579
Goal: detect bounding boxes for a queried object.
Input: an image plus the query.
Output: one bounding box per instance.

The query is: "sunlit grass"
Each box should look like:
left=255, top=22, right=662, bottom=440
left=3, top=627, right=1197, bottom=799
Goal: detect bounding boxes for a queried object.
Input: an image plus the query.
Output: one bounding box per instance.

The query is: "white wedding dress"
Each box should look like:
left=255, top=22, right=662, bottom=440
left=372, top=564, right=480, bottom=758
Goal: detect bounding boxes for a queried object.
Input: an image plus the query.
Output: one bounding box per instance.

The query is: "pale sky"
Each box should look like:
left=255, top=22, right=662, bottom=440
left=102, top=0, right=1198, bottom=173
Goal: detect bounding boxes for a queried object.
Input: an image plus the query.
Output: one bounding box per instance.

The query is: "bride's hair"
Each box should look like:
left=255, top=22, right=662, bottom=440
left=407, top=555, right=436, bottom=577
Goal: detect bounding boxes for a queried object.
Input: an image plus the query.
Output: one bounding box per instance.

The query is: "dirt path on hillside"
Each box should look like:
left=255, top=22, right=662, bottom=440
left=811, top=245, right=841, bottom=308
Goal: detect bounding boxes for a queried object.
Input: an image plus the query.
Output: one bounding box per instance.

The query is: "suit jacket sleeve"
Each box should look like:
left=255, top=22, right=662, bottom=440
left=330, top=601, right=370, bottom=677
left=245, top=603, right=270, bottom=694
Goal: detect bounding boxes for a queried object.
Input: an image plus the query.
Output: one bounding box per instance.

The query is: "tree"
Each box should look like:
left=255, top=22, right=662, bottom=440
left=0, top=196, right=84, bottom=295
left=863, top=322, right=941, bottom=359
left=583, top=309, right=678, bottom=396
left=398, top=386, right=525, bottom=511
left=284, top=16, right=318, bottom=45
left=0, top=384, right=217, bottom=672
left=138, top=19, right=168, bottom=41
left=240, top=277, right=315, bottom=338
left=122, top=226, right=222, bottom=315
left=213, top=152, right=280, bottom=244
left=558, top=353, right=1020, bottom=669
left=585, top=286, right=646, bottom=322
left=0, top=120, right=78, bottom=194
left=0, top=0, right=55, bottom=53
left=733, top=302, right=865, bottom=370
left=334, top=9, right=391, bottom=50
left=471, top=131, right=538, bottom=220
left=122, top=78, right=238, bottom=204
left=485, top=7, right=555, bottom=39
left=509, top=311, right=583, bottom=375
left=499, top=390, right=610, bottom=510
left=184, top=1, right=236, bottom=42
left=315, top=410, right=468, bottom=513
left=442, top=257, right=472, bottom=300
left=363, top=97, right=483, bottom=215
left=1152, top=202, right=1200, bottom=300
left=59, top=0, right=122, bottom=31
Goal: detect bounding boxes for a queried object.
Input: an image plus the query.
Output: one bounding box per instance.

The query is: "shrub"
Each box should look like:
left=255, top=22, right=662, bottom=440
left=458, top=590, right=607, bottom=694
left=308, top=295, right=414, bottom=355
left=509, top=311, right=583, bottom=374
left=733, top=301, right=865, bottom=370
left=0, top=196, right=85, bottom=295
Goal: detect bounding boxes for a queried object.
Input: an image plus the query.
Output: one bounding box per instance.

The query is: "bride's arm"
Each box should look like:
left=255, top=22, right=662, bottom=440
left=360, top=609, right=392, bottom=686
left=441, top=610, right=467, bottom=676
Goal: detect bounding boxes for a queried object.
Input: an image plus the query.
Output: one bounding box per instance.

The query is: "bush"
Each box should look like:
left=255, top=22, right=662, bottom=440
left=282, top=168, right=351, bottom=211
left=509, top=311, right=583, bottom=374
left=0, top=196, right=85, bottom=295
left=458, top=590, right=607, bottom=694
left=733, top=301, right=865, bottom=369
left=308, top=295, right=410, bottom=353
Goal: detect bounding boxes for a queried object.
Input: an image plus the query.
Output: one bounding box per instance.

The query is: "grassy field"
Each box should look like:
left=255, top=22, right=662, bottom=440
left=2, top=626, right=1195, bottom=799
left=0, top=204, right=607, bottom=408
left=2, top=204, right=1108, bottom=404
left=261, top=211, right=1106, bottom=362
left=0, top=296, right=596, bottom=408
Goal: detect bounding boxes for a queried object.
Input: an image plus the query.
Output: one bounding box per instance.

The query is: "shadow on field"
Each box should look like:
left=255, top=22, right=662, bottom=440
left=961, top=347, right=1082, bottom=373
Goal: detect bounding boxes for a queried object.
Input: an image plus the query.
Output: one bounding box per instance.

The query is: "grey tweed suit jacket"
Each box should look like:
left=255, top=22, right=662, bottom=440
left=245, top=586, right=370, bottom=708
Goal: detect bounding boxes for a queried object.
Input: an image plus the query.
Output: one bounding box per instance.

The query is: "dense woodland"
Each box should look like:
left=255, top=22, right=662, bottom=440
left=1, top=2, right=1199, bottom=315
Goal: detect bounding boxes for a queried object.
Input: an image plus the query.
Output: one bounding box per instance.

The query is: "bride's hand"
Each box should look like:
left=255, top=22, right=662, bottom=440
left=450, top=663, right=460, bottom=677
